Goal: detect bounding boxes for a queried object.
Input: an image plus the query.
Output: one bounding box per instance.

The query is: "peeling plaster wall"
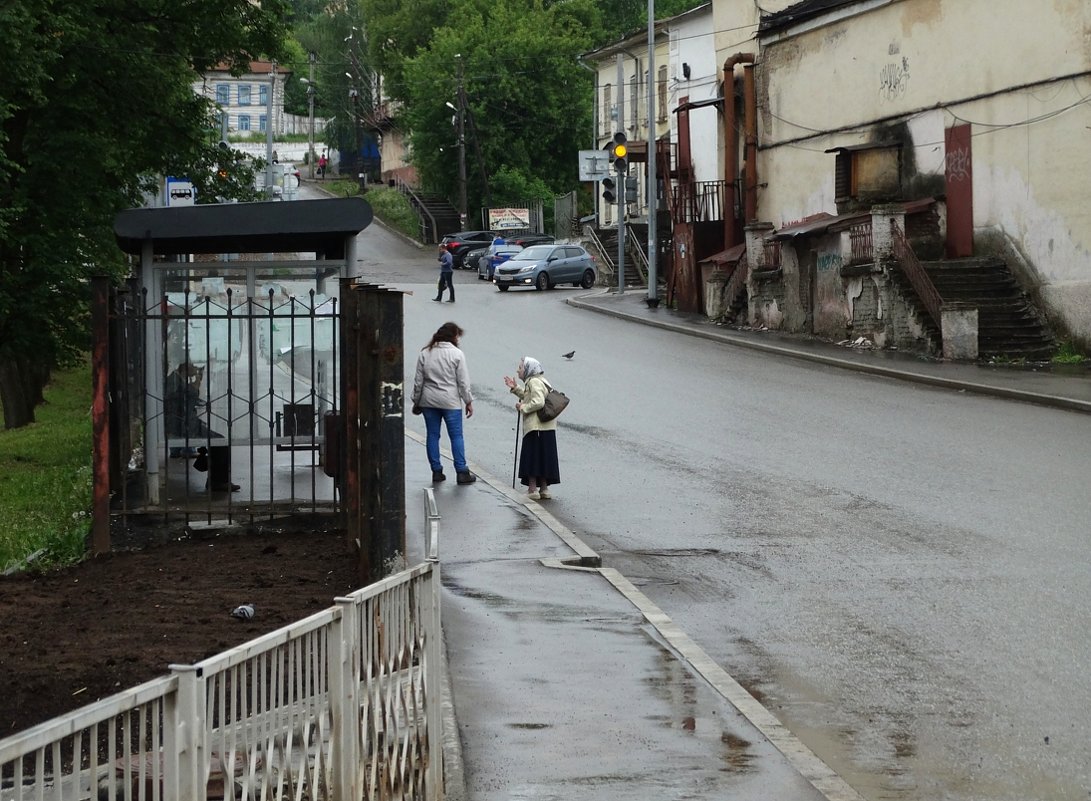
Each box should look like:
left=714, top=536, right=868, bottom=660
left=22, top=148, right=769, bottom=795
left=753, top=0, right=1091, bottom=346
left=846, top=268, right=935, bottom=353
left=749, top=276, right=786, bottom=329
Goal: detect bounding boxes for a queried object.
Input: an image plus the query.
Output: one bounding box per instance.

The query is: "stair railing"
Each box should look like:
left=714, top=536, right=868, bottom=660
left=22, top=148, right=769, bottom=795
left=890, top=222, right=943, bottom=329
left=585, top=225, right=614, bottom=277
left=724, top=251, right=749, bottom=314
left=627, top=236, right=649, bottom=285
left=394, top=175, right=439, bottom=244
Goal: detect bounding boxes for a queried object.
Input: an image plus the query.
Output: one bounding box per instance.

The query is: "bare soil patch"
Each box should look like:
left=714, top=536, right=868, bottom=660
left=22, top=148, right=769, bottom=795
left=0, top=529, right=361, bottom=736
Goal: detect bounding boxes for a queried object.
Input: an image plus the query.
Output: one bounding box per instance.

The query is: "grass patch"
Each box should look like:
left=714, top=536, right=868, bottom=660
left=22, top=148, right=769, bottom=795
left=0, top=363, right=92, bottom=572
left=325, top=178, right=360, bottom=198
left=321, top=181, right=422, bottom=241
left=1051, top=340, right=1086, bottom=365
left=363, top=186, right=420, bottom=240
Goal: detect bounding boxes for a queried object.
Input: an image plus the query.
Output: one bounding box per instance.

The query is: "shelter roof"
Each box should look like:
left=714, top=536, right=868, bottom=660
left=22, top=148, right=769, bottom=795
left=113, top=198, right=372, bottom=257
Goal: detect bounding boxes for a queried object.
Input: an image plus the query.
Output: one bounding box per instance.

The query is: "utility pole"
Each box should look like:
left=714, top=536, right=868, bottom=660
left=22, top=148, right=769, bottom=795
left=646, top=0, right=659, bottom=306
left=455, top=55, right=468, bottom=230
left=616, top=54, right=626, bottom=294
left=307, top=52, right=316, bottom=179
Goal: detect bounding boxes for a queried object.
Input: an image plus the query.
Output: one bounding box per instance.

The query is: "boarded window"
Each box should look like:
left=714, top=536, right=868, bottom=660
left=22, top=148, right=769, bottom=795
left=833, top=145, right=900, bottom=204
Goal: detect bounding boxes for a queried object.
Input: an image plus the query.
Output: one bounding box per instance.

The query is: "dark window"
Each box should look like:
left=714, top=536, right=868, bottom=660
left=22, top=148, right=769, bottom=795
left=832, top=145, right=901, bottom=207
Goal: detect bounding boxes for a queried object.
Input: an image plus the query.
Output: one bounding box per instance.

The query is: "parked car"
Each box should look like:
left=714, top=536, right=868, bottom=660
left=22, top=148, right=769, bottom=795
left=494, top=244, right=597, bottom=292
left=461, top=245, right=490, bottom=272
left=504, top=233, right=555, bottom=248
left=440, top=231, right=499, bottom=269
left=478, top=245, right=523, bottom=280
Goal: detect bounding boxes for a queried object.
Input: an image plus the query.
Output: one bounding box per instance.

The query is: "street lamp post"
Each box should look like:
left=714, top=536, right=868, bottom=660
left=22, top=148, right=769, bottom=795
left=306, top=52, right=316, bottom=179
left=647, top=0, right=659, bottom=306
left=445, top=95, right=467, bottom=231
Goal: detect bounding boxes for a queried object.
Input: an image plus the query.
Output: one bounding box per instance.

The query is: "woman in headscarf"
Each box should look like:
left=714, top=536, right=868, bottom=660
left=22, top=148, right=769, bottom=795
left=503, top=356, right=560, bottom=500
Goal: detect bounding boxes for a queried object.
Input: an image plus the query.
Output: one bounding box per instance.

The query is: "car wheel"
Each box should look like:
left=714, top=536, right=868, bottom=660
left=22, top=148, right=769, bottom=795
left=580, top=269, right=595, bottom=289
left=535, top=273, right=550, bottom=291
left=497, top=284, right=510, bottom=292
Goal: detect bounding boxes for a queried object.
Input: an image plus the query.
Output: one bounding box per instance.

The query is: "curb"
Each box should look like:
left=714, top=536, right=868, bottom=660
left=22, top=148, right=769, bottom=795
left=567, top=293, right=1091, bottom=416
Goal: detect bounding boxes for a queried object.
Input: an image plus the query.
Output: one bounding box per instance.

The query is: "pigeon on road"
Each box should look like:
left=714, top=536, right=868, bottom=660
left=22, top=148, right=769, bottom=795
left=561, top=350, right=575, bottom=360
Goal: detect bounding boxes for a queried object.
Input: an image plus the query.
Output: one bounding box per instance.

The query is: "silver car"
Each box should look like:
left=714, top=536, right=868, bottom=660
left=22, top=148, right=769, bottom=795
left=494, top=244, right=597, bottom=292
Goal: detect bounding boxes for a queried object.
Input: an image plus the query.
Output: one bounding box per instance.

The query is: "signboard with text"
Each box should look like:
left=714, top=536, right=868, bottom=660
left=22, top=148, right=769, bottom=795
left=488, top=207, right=530, bottom=230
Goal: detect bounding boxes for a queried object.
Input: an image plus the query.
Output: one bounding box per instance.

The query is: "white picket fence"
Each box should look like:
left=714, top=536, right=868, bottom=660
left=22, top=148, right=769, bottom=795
left=0, top=491, right=444, bottom=801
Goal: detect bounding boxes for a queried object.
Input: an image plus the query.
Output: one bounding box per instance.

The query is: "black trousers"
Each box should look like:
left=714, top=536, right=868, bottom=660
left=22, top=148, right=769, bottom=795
left=436, top=272, right=454, bottom=300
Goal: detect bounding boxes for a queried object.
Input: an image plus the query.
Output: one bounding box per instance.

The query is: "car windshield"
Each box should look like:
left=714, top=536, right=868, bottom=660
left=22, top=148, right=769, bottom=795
left=512, top=245, right=553, bottom=261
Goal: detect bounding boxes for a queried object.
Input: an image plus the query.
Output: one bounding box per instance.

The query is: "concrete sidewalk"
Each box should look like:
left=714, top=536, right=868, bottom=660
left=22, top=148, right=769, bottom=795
left=405, top=431, right=863, bottom=801
left=406, top=293, right=1089, bottom=801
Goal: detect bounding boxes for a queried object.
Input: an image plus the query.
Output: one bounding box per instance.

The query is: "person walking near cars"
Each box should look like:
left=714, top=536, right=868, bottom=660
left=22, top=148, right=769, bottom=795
left=411, top=322, right=476, bottom=484
left=504, top=356, right=560, bottom=500
left=434, top=244, right=455, bottom=302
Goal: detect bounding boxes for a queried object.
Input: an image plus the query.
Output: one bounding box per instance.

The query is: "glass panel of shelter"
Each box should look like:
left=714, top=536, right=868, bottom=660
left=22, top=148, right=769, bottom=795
left=153, top=259, right=340, bottom=507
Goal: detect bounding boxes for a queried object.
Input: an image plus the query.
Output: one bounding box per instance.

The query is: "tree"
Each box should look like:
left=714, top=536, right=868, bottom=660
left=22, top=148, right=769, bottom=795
left=402, top=0, right=600, bottom=216
left=0, top=0, right=290, bottom=428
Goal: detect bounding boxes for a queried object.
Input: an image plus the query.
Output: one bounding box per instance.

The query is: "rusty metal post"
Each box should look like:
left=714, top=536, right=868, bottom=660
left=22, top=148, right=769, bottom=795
left=356, top=284, right=378, bottom=583
left=91, top=277, right=111, bottom=555
left=373, top=286, right=406, bottom=577
left=743, top=63, right=758, bottom=223
left=340, top=278, right=362, bottom=561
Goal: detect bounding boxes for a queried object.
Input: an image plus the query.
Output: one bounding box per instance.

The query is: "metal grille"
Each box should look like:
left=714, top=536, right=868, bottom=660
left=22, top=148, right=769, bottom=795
left=111, top=279, right=341, bottom=528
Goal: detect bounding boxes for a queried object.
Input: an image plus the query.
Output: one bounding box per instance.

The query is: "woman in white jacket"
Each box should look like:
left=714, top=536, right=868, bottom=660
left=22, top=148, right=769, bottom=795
left=412, top=322, right=476, bottom=484
left=504, top=356, right=560, bottom=500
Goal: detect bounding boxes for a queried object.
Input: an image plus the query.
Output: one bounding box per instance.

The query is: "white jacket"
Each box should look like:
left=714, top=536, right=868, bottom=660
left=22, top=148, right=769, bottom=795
left=412, top=342, right=473, bottom=409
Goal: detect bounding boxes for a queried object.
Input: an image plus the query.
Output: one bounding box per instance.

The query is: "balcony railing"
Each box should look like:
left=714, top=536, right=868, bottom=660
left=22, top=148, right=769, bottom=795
left=763, top=240, right=781, bottom=269
left=848, top=222, right=873, bottom=265
left=670, top=181, right=726, bottom=223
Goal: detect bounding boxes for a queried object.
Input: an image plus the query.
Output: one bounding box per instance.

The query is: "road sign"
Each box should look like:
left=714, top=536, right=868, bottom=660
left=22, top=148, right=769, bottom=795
left=165, top=177, right=195, bottom=207
left=578, top=150, right=611, bottom=182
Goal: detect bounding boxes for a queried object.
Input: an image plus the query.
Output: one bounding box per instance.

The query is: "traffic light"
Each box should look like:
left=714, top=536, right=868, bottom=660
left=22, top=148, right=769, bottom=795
left=611, top=132, right=628, bottom=173
left=625, top=176, right=638, bottom=203
left=601, top=176, right=617, bottom=204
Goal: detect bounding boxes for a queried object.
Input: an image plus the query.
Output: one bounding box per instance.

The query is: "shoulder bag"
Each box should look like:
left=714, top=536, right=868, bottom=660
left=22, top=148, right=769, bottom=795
left=536, top=378, right=570, bottom=422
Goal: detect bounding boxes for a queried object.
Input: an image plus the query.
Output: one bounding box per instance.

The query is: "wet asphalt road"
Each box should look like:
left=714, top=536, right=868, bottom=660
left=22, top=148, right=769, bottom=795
left=345, top=204, right=1091, bottom=800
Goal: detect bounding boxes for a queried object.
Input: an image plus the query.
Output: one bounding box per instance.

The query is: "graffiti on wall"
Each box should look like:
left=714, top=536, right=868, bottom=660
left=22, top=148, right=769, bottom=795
left=946, top=145, right=971, bottom=183
left=817, top=252, right=843, bottom=272
left=879, top=57, right=910, bottom=102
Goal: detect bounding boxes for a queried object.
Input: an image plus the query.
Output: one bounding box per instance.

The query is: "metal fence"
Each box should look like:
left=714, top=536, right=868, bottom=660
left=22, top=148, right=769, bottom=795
left=109, top=280, right=341, bottom=527
left=0, top=490, right=443, bottom=801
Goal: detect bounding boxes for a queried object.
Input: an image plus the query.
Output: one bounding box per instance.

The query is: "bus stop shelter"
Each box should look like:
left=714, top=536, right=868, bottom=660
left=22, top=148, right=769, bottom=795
left=94, top=198, right=406, bottom=582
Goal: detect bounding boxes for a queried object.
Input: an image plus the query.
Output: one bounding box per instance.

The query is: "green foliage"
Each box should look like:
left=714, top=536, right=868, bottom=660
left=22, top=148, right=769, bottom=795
left=0, top=363, right=93, bottom=571
left=0, top=0, right=291, bottom=425
left=364, top=186, right=420, bottom=239
left=402, top=0, right=599, bottom=213
left=1052, top=340, right=1087, bottom=365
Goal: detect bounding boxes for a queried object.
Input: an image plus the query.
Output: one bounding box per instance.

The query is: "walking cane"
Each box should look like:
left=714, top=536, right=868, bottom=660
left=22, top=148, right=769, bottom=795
left=512, top=409, right=521, bottom=488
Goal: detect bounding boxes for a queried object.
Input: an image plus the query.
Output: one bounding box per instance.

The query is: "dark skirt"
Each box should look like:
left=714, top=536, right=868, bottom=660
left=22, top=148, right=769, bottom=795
left=518, top=430, right=560, bottom=487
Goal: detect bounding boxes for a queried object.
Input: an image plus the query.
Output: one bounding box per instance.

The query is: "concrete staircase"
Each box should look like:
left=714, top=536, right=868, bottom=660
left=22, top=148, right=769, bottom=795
left=592, top=227, right=646, bottom=287
left=899, top=257, right=1056, bottom=360
left=396, top=186, right=460, bottom=244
